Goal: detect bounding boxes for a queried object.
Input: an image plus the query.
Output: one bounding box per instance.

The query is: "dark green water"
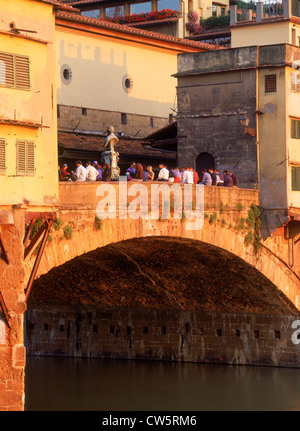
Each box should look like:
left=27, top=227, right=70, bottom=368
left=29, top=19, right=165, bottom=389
left=25, top=356, right=300, bottom=411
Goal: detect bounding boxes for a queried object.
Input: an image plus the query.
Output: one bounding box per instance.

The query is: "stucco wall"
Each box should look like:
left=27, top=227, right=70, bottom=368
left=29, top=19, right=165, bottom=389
left=56, top=27, right=178, bottom=122
left=0, top=0, right=58, bottom=208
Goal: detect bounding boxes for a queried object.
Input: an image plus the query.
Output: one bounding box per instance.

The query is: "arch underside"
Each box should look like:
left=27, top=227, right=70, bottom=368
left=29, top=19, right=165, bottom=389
left=28, top=236, right=299, bottom=315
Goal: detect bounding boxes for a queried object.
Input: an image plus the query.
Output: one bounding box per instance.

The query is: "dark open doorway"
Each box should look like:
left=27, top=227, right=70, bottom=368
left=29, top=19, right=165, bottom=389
left=195, top=152, right=215, bottom=175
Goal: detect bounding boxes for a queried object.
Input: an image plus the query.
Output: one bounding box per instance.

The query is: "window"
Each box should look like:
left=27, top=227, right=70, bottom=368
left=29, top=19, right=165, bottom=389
left=0, top=139, right=6, bottom=175
left=157, top=0, right=180, bottom=11
left=291, top=118, right=300, bottom=138
left=130, top=2, right=151, bottom=14
left=0, top=52, right=30, bottom=90
left=265, top=74, right=277, bottom=93
left=292, top=166, right=300, bottom=191
left=122, top=74, right=133, bottom=94
left=16, top=140, right=35, bottom=176
left=61, top=64, right=72, bottom=85
left=291, top=71, right=300, bottom=92
left=121, top=113, right=127, bottom=125
left=81, top=9, right=100, bottom=19
left=105, top=6, right=124, bottom=18
left=150, top=117, right=154, bottom=127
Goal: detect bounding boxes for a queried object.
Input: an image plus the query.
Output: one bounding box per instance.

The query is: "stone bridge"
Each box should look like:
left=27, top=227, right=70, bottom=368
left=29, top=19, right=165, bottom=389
left=0, top=182, right=299, bottom=410
left=28, top=183, right=300, bottom=303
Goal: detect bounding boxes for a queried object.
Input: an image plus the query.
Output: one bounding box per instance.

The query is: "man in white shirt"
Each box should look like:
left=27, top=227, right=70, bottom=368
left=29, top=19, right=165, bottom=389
left=182, top=167, right=194, bottom=184
left=85, top=161, right=98, bottom=181
left=157, top=164, right=169, bottom=181
left=75, top=160, right=87, bottom=181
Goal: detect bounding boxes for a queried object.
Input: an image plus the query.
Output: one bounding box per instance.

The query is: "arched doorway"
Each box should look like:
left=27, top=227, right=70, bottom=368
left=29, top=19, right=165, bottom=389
left=195, top=152, right=215, bottom=175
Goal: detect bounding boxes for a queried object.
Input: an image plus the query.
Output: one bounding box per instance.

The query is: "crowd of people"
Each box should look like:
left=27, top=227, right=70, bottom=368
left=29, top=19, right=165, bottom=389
left=59, top=161, right=238, bottom=187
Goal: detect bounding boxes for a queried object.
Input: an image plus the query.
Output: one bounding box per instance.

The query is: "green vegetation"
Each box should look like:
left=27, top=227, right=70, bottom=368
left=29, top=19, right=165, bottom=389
left=244, top=204, right=263, bottom=253
left=29, top=219, right=43, bottom=240
left=94, top=216, right=103, bottom=231
left=201, top=15, right=230, bottom=30
left=53, top=218, right=63, bottom=230
left=236, top=202, right=243, bottom=212
left=63, top=224, right=73, bottom=239
left=209, top=212, right=218, bottom=224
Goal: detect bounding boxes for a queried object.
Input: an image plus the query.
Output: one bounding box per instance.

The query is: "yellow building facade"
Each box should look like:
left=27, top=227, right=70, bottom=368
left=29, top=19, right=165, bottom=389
left=55, top=8, right=216, bottom=138
left=0, top=0, right=59, bottom=210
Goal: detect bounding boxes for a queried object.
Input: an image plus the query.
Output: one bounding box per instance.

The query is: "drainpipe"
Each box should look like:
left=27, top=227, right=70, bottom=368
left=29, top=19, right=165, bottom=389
left=255, top=48, right=261, bottom=199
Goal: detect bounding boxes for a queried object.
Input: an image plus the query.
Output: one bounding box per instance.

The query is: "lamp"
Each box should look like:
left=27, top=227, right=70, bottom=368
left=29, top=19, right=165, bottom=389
left=239, top=114, right=250, bottom=127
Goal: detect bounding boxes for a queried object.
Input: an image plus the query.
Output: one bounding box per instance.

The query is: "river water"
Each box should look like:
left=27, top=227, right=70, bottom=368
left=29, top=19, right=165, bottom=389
left=24, top=356, right=300, bottom=411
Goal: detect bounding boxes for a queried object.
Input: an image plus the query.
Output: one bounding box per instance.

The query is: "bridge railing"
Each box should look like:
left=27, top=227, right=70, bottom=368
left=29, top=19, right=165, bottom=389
left=58, top=182, right=259, bottom=223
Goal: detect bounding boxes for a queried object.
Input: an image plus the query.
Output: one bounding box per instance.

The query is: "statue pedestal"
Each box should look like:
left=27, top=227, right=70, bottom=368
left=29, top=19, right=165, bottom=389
left=102, top=150, right=120, bottom=181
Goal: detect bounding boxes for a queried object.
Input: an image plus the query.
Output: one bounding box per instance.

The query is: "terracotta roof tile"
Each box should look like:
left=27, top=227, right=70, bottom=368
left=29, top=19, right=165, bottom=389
left=55, top=10, right=225, bottom=50
left=35, top=0, right=79, bottom=12
left=58, top=131, right=175, bottom=159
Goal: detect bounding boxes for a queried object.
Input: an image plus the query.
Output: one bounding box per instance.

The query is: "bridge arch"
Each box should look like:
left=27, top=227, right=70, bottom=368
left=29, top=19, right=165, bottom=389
left=24, top=213, right=300, bottom=310
left=28, top=235, right=297, bottom=314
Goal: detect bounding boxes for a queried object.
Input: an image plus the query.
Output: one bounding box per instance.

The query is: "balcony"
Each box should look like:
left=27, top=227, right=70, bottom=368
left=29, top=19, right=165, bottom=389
left=230, top=0, right=300, bottom=26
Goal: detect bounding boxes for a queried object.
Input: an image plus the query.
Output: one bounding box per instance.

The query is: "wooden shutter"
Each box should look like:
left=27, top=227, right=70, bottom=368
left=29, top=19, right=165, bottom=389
left=0, top=52, right=14, bottom=87
left=0, top=139, right=6, bottom=174
left=15, top=55, right=30, bottom=89
left=26, top=141, right=35, bottom=175
left=16, top=140, right=26, bottom=175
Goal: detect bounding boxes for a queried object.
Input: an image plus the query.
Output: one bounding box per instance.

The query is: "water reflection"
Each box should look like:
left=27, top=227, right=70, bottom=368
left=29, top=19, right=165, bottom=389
left=25, top=356, right=300, bottom=411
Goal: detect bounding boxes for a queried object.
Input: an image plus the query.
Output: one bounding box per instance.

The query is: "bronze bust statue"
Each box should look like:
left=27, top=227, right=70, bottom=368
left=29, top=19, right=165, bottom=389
left=104, top=125, right=119, bottom=153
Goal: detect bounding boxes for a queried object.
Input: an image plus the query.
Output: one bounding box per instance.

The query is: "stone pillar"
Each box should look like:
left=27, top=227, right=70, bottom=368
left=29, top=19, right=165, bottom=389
left=245, top=9, right=253, bottom=21
left=151, top=0, right=157, bottom=12
left=124, top=2, right=130, bottom=16
left=99, top=6, right=105, bottom=19
left=0, top=209, right=26, bottom=411
left=230, top=4, right=238, bottom=25
left=283, top=0, right=292, bottom=18
left=256, top=2, right=264, bottom=22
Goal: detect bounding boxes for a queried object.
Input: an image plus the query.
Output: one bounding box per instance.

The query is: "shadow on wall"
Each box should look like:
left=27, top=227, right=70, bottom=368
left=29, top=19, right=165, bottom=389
left=56, top=39, right=175, bottom=126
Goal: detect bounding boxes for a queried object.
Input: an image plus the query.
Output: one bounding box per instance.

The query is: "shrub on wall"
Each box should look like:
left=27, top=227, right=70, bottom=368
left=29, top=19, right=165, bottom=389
left=186, top=10, right=203, bottom=35
left=201, top=15, right=230, bottom=30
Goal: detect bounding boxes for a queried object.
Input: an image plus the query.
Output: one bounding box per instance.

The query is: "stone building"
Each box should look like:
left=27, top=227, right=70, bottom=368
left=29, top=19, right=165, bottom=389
left=175, top=44, right=300, bottom=239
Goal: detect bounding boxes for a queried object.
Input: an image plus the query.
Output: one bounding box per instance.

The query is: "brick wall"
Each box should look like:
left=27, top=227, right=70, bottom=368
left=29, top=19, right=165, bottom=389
left=0, top=210, right=27, bottom=411
left=25, top=306, right=300, bottom=367
left=57, top=104, right=169, bottom=138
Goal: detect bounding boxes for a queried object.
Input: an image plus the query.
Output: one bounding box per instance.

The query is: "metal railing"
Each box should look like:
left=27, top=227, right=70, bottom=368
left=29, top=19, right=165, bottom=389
left=231, top=0, right=300, bottom=24
left=292, top=0, right=300, bottom=17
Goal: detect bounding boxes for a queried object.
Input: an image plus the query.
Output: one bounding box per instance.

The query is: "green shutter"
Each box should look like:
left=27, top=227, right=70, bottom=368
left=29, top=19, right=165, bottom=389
left=291, top=119, right=300, bottom=139
left=292, top=166, right=300, bottom=191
